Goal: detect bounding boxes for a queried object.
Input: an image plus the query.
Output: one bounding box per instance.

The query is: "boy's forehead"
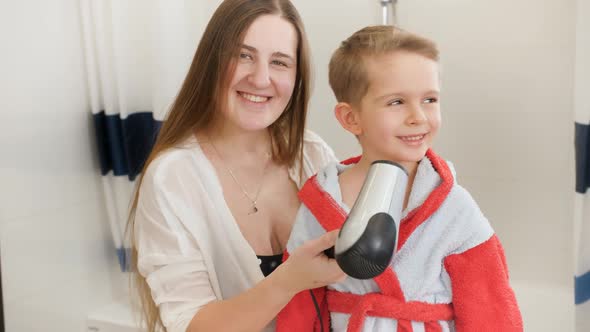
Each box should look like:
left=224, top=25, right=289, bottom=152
left=363, top=52, right=440, bottom=98
left=364, top=51, right=437, bottom=75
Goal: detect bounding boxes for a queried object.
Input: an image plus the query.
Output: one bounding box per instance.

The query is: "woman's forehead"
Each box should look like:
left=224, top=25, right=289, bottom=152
left=242, top=15, right=298, bottom=58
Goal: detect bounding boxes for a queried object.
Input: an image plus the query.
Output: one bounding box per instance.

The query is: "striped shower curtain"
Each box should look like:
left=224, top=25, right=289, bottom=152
left=574, top=0, right=590, bottom=330
left=79, top=0, right=212, bottom=271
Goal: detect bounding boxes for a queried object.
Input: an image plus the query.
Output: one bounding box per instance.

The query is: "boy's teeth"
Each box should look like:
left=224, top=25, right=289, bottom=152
left=241, top=92, right=269, bottom=103
left=401, top=135, right=425, bottom=141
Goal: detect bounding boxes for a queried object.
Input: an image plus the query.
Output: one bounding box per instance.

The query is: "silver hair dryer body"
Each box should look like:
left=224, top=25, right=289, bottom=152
left=334, top=160, right=408, bottom=279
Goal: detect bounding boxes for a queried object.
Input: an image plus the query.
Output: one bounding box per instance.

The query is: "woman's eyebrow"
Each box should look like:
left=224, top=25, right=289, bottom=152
left=240, top=44, right=257, bottom=52
left=273, top=52, right=295, bottom=62
left=241, top=44, right=295, bottom=62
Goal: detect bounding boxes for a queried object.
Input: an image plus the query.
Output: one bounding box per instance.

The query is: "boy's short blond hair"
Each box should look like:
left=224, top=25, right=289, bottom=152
left=329, top=25, right=439, bottom=106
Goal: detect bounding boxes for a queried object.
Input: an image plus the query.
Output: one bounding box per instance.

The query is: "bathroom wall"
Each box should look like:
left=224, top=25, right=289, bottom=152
left=0, top=1, right=122, bottom=331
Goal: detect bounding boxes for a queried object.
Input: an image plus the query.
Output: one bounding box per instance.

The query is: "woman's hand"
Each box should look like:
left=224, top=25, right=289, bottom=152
left=273, top=230, right=346, bottom=296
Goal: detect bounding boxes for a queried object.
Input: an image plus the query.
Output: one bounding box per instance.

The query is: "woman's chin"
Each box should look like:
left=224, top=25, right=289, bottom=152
left=235, top=118, right=275, bottom=132
left=237, top=113, right=283, bottom=131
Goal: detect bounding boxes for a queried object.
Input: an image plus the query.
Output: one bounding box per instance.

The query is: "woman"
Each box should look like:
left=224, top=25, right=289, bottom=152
left=129, top=1, right=345, bottom=331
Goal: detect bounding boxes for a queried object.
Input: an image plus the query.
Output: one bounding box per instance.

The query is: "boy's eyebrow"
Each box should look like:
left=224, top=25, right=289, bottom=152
left=424, top=90, right=440, bottom=96
left=375, top=92, right=400, bottom=101
left=241, top=44, right=295, bottom=62
left=375, top=90, right=440, bottom=101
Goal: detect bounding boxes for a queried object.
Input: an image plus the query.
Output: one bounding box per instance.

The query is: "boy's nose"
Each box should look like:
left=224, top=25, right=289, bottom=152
left=407, top=105, right=427, bottom=124
left=247, top=62, right=271, bottom=88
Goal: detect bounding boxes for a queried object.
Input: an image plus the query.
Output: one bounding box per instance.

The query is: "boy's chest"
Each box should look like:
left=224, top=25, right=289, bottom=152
left=330, top=216, right=454, bottom=303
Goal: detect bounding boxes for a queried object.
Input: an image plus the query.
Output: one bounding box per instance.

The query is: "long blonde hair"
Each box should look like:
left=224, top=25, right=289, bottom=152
left=127, top=1, right=311, bottom=331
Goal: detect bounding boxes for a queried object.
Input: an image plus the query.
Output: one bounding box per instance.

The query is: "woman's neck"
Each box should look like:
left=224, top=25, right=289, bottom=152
left=199, top=123, right=272, bottom=158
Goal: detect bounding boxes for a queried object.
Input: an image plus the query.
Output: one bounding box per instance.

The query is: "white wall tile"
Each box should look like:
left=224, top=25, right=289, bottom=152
left=398, top=0, right=575, bottom=117
left=512, top=281, right=574, bottom=332
left=0, top=1, right=125, bottom=331
left=0, top=128, right=104, bottom=223
left=459, top=175, right=573, bottom=286
left=0, top=0, right=102, bottom=223
left=435, top=111, right=574, bottom=184
left=4, top=270, right=118, bottom=332
left=1, top=198, right=114, bottom=302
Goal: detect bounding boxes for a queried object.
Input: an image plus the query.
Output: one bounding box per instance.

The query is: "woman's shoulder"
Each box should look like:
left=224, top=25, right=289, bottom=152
left=303, top=129, right=328, bottom=144
left=287, top=130, right=337, bottom=187
left=142, top=138, right=205, bottom=186
left=301, top=129, right=337, bottom=163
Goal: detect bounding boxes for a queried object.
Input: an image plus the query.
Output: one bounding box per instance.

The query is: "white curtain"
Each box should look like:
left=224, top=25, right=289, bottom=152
left=79, top=0, right=216, bottom=271
left=574, top=0, right=590, bottom=330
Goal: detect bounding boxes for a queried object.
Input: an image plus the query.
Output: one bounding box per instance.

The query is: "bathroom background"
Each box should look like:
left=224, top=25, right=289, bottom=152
left=0, top=0, right=588, bottom=331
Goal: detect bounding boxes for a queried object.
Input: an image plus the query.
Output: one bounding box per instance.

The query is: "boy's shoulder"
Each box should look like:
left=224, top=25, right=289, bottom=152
left=443, top=175, right=494, bottom=254
left=424, top=154, right=478, bottom=215
left=441, top=159, right=483, bottom=217
left=420, top=154, right=494, bottom=254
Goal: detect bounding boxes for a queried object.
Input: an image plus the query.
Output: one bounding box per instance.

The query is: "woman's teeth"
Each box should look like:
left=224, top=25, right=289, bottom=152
left=240, top=92, right=269, bottom=103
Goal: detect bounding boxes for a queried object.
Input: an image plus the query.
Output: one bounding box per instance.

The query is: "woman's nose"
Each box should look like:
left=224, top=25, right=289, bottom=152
left=248, top=62, right=271, bottom=88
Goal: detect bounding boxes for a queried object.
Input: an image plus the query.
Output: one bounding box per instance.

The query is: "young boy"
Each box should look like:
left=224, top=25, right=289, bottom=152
left=276, top=26, right=523, bottom=332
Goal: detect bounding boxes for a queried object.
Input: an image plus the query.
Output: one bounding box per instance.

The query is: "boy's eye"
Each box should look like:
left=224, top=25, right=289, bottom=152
left=424, top=97, right=438, bottom=104
left=387, top=99, right=403, bottom=106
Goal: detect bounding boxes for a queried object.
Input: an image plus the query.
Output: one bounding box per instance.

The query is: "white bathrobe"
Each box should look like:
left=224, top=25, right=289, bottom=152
left=277, top=150, right=523, bottom=332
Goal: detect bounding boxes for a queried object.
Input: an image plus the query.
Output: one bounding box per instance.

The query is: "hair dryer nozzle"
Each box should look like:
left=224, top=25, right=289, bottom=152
left=335, top=160, right=408, bottom=279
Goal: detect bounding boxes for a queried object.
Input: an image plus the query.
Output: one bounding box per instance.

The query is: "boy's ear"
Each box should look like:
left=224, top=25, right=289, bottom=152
left=334, top=102, right=363, bottom=136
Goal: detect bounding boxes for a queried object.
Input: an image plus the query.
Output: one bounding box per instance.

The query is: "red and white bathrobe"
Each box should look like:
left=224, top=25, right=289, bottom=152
left=277, top=150, right=523, bottom=332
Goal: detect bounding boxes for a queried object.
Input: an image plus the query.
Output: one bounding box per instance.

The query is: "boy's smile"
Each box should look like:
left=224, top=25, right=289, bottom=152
left=397, top=133, right=428, bottom=146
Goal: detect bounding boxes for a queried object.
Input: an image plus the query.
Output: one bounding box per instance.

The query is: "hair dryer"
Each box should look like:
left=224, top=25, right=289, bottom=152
left=330, top=160, right=408, bottom=279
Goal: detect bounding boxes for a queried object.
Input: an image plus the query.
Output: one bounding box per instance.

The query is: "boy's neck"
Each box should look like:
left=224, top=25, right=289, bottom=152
left=339, top=155, right=419, bottom=211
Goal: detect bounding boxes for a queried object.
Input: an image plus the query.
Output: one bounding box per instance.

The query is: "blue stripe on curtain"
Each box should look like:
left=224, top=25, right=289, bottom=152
left=93, top=111, right=162, bottom=181
left=575, top=121, right=590, bottom=307
left=575, top=122, right=590, bottom=194
left=576, top=271, right=590, bottom=305
left=117, top=247, right=132, bottom=272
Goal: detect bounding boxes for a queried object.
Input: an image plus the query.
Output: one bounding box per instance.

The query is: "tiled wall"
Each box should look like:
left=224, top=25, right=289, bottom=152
left=0, top=1, right=123, bottom=331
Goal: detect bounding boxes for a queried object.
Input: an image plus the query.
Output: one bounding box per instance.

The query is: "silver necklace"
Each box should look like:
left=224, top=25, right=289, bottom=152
left=208, top=137, right=271, bottom=215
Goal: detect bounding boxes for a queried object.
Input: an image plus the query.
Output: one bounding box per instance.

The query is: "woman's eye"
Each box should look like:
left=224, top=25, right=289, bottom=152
left=387, top=99, right=403, bottom=106
left=272, top=60, right=288, bottom=67
left=424, top=97, right=438, bottom=104
left=239, top=52, right=253, bottom=60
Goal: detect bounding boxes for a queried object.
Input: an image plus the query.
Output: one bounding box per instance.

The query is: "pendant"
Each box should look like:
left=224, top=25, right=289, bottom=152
left=249, top=205, right=258, bottom=215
